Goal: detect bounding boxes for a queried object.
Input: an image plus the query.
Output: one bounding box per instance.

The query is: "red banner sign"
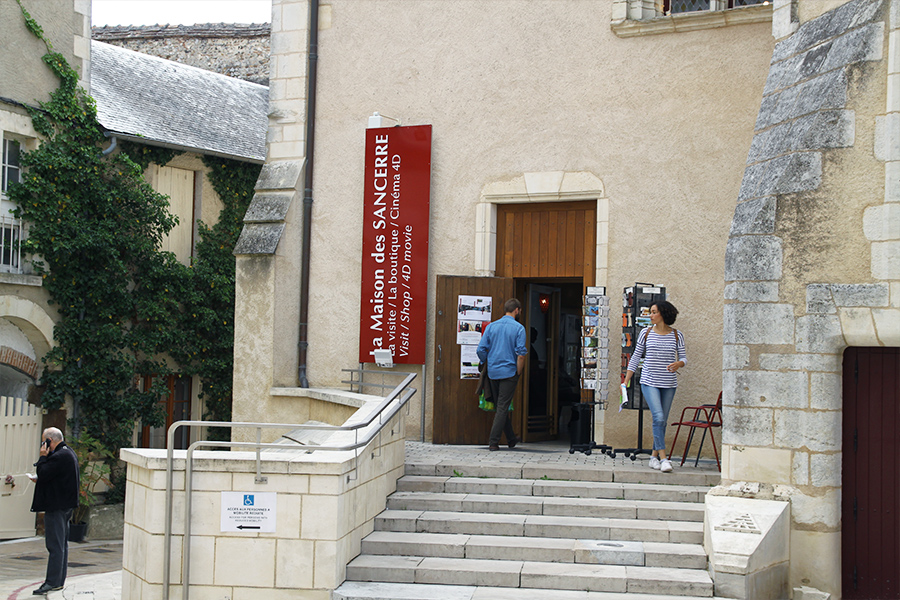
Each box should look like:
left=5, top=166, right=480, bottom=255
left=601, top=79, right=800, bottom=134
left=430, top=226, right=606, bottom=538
left=358, top=125, right=431, bottom=364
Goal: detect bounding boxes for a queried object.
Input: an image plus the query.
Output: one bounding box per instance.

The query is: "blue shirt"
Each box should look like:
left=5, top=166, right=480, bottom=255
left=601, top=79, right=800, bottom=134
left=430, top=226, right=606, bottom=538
left=476, top=314, right=527, bottom=379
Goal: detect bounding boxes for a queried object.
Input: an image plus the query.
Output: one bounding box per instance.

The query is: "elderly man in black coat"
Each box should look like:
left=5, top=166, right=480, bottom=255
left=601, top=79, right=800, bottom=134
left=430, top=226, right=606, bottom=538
left=30, top=427, right=79, bottom=595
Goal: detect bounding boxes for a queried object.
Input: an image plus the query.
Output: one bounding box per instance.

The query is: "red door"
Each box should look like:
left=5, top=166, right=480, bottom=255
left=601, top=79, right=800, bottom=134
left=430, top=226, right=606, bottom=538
left=842, top=347, right=900, bottom=599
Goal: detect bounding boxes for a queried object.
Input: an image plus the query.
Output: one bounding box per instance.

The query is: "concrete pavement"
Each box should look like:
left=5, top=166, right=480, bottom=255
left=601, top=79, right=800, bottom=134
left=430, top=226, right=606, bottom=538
left=0, top=537, right=122, bottom=600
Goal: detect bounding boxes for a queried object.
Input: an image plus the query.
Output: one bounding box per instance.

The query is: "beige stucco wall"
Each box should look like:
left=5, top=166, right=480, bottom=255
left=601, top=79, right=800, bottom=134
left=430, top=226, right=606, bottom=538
left=251, top=0, right=775, bottom=447
left=0, top=0, right=90, bottom=102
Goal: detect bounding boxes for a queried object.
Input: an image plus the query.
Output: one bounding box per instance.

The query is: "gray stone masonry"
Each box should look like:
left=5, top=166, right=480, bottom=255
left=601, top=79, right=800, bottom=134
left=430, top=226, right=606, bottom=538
left=730, top=196, right=776, bottom=235
left=723, top=370, right=809, bottom=409
left=795, top=314, right=844, bottom=354
left=724, top=236, right=783, bottom=281
left=234, top=160, right=304, bottom=255
left=723, top=303, right=794, bottom=344
left=92, top=23, right=270, bottom=85
left=770, top=0, right=884, bottom=63
left=725, top=281, right=779, bottom=302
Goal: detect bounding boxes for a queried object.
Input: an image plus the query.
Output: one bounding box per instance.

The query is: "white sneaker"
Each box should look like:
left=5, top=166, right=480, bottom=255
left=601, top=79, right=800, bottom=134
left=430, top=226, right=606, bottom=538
left=660, top=459, right=673, bottom=473
left=649, top=456, right=661, bottom=470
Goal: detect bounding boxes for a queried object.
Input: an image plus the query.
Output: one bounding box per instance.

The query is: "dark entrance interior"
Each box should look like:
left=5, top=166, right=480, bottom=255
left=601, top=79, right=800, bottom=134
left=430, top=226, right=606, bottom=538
left=842, top=346, right=900, bottom=599
left=517, top=279, right=584, bottom=442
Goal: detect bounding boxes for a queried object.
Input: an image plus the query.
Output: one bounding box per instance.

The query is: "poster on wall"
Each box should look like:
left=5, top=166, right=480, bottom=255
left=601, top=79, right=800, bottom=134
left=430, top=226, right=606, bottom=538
left=460, top=344, right=481, bottom=379
left=456, top=295, right=492, bottom=344
left=358, top=124, right=432, bottom=365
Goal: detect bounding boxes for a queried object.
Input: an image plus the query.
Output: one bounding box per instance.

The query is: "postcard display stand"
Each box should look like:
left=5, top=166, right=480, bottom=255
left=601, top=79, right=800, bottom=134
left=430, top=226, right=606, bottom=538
left=608, top=283, right=666, bottom=461
left=568, top=287, right=612, bottom=456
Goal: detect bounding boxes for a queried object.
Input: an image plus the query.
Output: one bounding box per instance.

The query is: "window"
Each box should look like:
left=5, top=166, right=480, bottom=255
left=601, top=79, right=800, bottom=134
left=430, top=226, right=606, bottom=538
left=666, top=0, right=767, bottom=14
left=0, top=222, right=21, bottom=272
left=1, top=138, right=21, bottom=197
left=137, top=374, right=192, bottom=450
left=612, top=0, right=772, bottom=38
left=2, top=137, right=24, bottom=274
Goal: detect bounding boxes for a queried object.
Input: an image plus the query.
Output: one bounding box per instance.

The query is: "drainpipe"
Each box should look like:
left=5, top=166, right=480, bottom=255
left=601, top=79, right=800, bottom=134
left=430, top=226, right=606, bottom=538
left=101, top=133, right=117, bottom=156
left=298, top=0, right=319, bottom=388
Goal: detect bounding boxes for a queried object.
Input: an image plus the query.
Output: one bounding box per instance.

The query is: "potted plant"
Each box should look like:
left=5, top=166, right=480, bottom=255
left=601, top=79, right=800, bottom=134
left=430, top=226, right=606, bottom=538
left=67, top=433, right=113, bottom=542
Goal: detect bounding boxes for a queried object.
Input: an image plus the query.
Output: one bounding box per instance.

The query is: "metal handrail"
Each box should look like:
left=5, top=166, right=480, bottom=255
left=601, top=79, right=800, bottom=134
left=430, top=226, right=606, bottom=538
left=162, top=371, right=416, bottom=600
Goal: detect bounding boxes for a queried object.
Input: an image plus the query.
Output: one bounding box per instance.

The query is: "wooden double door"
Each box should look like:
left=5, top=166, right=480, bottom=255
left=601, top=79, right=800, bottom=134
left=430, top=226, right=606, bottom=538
left=432, top=198, right=597, bottom=445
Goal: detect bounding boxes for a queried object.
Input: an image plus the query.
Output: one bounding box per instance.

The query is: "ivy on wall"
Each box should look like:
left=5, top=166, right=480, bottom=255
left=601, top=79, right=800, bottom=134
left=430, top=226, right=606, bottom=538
left=10, top=1, right=259, bottom=452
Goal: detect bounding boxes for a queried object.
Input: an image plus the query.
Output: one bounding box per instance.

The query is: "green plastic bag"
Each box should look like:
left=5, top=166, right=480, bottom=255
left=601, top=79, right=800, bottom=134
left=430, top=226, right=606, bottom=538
left=478, top=390, right=495, bottom=412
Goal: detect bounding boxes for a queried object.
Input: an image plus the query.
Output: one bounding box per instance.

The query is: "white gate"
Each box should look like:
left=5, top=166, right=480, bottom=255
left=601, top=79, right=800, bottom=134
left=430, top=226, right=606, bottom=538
left=0, top=395, right=41, bottom=539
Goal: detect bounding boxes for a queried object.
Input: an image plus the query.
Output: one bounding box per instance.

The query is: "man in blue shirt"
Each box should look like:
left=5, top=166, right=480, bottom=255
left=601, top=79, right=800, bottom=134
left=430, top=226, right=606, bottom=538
left=477, top=298, right=527, bottom=451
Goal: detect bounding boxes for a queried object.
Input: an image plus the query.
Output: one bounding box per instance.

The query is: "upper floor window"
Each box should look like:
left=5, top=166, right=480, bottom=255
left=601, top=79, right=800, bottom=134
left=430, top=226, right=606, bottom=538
left=1, top=137, right=21, bottom=198
left=612, top=0, right=772, bottom=37
left=1, top=135, right=26, bottom=274
left=666, top=0, right=767, bottom=14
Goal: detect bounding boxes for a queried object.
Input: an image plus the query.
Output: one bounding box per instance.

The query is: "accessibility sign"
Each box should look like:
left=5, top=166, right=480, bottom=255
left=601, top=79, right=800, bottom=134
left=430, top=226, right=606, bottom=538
left=221, top=492, right=276, bottom=532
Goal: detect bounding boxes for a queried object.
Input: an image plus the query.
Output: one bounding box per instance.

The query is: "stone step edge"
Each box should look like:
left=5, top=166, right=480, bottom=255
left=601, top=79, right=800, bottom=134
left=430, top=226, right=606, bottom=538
left=334, top=580, right=729, bottom=600
left=360, top=531, right=707, bottom=567
left=399, top=474, right=714, bottom=494
left=376, top=509, right=704, bottom=531
left=388, top=490, right=706, bottom=510
left=345, top=555, right=714, bottom=595
left=405, top=461, right=722, bottom=486
left=375, top=510, right=702, bottom=546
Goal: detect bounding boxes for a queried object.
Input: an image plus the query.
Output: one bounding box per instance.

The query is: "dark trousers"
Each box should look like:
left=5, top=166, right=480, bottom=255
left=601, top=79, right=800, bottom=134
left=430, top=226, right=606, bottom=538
left=43, top=508, right=72, bottom=587
left=489, top=375, right=519, bottom=445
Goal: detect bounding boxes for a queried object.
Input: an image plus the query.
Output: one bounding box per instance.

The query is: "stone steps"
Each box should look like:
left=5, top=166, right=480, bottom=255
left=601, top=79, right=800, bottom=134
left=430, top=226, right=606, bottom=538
left=337, top=458, right=717, bottom=599
left=399, top=475, right=711, bottom=503
left=334, top=581, right=729, bottom=600
left=361, top=531, right=708, bottom=569
left=376, top=509, right=704, bottom=544
left=404, top=459, right=721, bottom=487
left=386, top=490, right=705, bottom=522
left=345, top=555, right=713, bottom=596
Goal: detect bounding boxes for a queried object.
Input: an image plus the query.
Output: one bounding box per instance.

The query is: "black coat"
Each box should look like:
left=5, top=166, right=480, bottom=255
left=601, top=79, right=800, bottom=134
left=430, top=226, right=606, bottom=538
left=31, top=441, right=79, bottom=513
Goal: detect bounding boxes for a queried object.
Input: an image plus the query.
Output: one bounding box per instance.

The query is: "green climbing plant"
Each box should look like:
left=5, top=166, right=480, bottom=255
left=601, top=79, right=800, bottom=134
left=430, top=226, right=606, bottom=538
left=9, top=2, right=260, bottom=453
left=10, top=1, right=182, bottom=452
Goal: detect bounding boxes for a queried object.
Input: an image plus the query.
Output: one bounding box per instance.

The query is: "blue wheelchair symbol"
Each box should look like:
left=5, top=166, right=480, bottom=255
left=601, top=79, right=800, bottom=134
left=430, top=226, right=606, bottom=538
left=243, top=494, right=254, bottom=506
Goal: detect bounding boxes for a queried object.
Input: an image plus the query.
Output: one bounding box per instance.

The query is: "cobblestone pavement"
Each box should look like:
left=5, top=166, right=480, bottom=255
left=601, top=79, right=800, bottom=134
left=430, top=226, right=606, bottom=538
left=0, top=441, right=717, bottom=600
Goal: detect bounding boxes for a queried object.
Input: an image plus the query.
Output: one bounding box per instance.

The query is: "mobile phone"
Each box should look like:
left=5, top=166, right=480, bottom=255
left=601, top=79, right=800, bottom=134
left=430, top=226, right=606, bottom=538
left=42, top=439, right=51, bottom=449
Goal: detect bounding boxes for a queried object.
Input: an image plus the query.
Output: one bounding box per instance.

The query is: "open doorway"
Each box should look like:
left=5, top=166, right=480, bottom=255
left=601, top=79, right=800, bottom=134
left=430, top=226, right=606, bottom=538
left=517, top=279, right=584, bottom=443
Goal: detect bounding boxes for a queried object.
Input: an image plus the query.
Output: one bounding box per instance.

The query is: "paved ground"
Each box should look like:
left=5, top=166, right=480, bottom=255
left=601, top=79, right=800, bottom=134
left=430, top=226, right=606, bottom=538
left=0, top=441, right=718, bottom=600
left=0, top=537, right=122, bottom=600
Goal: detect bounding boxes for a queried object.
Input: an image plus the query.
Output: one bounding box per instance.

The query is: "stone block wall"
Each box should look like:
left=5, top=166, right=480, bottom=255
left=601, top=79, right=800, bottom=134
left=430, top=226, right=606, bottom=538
left=120, top=398, right=406, bottom=600
left=92, top=24, right=271, bottom=85
left=719, top=0, right=899, bottom=595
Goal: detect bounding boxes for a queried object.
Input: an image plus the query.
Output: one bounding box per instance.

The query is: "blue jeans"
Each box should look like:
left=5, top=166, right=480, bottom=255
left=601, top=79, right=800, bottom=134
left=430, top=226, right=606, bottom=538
left=641, top=385, right=676, bottom=451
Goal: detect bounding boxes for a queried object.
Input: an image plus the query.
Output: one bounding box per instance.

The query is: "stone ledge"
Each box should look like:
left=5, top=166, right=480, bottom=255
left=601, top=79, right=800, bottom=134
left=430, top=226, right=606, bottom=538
left=0, top=272, right=42, bottom=286
left=611, top=4, right=772, bottom=38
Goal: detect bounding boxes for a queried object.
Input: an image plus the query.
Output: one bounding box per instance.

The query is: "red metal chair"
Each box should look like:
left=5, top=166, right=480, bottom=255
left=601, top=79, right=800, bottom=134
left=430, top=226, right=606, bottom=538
left=669, top=392, right=722, bottom=471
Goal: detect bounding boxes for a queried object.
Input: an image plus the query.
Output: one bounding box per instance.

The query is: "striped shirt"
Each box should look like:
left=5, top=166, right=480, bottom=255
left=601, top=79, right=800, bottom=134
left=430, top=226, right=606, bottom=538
left=627, top=327, right=686, bottom=389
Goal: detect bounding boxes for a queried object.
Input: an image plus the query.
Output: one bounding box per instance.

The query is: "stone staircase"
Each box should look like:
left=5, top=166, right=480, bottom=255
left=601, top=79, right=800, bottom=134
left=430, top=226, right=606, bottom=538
left=335, top=449, right=724, bottom=600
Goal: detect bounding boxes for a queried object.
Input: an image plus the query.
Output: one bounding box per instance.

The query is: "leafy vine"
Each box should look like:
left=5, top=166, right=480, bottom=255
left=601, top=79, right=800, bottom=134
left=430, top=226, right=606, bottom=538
left=10, top=2, right=259, bottom=455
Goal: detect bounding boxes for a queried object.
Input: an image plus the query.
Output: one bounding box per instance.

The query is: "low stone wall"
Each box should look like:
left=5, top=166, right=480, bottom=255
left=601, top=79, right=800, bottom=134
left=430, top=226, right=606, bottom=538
left=119, top=390, right=406, bottom=600
left=87, top=504, right=125, bottom=540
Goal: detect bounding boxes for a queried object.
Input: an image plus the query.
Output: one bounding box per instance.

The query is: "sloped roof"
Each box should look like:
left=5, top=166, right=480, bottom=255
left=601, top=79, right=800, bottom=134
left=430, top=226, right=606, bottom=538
left=90, top=40, right=268, bottom=163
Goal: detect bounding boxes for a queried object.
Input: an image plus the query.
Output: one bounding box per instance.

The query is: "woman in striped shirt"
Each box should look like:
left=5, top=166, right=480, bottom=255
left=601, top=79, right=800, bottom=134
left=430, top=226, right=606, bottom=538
left=624, top=301, right=686, bottom=473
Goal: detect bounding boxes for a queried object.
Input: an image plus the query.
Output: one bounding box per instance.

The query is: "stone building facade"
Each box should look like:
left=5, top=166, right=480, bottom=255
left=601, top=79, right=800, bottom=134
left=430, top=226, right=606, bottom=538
left=233, top=0, right=899, bottom=597
left=92, top=23, right=271, bottom=85
left=718, top=0, right=900, bottom=596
